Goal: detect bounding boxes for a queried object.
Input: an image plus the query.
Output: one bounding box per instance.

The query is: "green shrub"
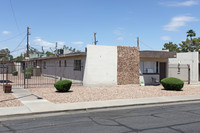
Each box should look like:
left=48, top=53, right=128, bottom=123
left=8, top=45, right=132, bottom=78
left=25, top=72, right=31, bottom=79
left=54, top=80, right=72, bottom=92
left=26, top=66, right=33, bottom=76
left=12, top=71, right=18, bottom=76
left=161, top=77, right=184, bottom=91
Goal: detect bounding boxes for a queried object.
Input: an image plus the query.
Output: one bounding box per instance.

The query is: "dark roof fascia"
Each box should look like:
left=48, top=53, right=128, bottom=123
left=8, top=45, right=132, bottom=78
left=140, top=51, right=177, bottom=59
left=25, top=52, right=86, bottom=61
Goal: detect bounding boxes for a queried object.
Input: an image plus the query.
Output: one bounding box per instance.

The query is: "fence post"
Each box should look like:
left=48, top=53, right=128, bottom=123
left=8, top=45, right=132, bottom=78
left=23, top=62, right=26, bottom=89
left=55, top=60, right=57, bottom=83
left=6, top=66, right=8, bottom=84
left=2, top=63, right=4, bottom=88
left=187, top=64, right=190, bottom=84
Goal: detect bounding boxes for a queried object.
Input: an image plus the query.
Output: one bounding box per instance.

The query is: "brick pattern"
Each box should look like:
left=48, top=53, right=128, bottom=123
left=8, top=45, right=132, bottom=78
left=117, top=46, right=140, bottom=85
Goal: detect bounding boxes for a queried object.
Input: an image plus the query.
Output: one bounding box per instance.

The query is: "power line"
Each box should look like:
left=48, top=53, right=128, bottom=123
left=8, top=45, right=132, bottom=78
left=0, top=31, right=25, bottom=43
left=11, top=34, right=26, bottom=53
left=139, top=40, right=154, bottom=50
left=10, top=47, right=26, bottom=53
left=10, top=0, right=20, bottom=32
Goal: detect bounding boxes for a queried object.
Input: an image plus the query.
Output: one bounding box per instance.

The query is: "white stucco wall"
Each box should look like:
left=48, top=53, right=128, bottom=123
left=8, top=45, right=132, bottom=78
left=83, top=45, right=117, bottom=86
left=168, top=52, right=199, bottom=83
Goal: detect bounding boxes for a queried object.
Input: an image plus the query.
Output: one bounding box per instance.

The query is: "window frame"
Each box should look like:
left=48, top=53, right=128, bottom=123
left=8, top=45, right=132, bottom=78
left=74, top=60, right=81, bottom=71
left=140, top=61, right=158, bottom=74
left=43, top=61, right=46, bottom=69
left=59, top=60, right=61, bottom=67
left=64, top=60, right=67, bottom=67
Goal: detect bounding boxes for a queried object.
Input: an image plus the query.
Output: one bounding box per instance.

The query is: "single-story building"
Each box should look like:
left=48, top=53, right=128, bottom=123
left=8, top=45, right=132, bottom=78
left=24, top=45, right=199, bottom=86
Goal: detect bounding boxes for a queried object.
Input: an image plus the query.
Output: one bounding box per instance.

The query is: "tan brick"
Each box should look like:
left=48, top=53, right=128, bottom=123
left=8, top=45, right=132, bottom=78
left=117, top=46, right=140, bottom=85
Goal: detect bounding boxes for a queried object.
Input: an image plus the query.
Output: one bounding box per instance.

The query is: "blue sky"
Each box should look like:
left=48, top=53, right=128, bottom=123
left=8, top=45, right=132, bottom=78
left=0, top=0, right=200, bottom=57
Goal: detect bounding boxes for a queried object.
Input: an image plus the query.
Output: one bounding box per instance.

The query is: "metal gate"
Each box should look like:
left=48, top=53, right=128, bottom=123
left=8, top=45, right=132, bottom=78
left=0, top=60, right=84, bottom=88
left=0, top=61, right=56, bottom=88
left=168, top=64, right=190, bottom=84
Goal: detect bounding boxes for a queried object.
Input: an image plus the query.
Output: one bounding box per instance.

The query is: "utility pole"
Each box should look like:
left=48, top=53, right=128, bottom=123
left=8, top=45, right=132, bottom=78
left=94, top=32, right=98, bottom=45
left=26, top=27, right=30, bottom=57
left=56, top=42, right=58, bottom=56
left=137, top=37, right=139, bottom=48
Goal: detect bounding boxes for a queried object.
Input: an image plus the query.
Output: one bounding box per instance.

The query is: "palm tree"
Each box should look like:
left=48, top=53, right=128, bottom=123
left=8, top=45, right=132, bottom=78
left=186, top=29, right=196, bottom=52
left=187, top=29, right=196, bottom=39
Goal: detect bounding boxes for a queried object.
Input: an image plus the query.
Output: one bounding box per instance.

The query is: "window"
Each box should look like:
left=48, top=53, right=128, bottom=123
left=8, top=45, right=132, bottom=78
left=74, top=60, right=81, bottom=71
left=140, top=61, right=158, bottom=74
left=59, top=60, right=61, bottom=67
left=64, top=60, right=67, bottom=67
left=43, top=61, right=46, bottom=69
left=33, top=61, right=37, bottom=67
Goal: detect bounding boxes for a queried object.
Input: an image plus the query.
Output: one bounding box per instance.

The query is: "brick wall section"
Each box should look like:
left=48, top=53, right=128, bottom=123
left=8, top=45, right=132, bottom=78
left=117, top=46, right=140, bottom=85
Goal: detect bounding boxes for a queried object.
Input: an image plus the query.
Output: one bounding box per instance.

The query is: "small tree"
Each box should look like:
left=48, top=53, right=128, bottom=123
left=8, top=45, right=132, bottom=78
left=0, top=48, right=13, bottom=61
left=162, top=42, right=180, bottom=52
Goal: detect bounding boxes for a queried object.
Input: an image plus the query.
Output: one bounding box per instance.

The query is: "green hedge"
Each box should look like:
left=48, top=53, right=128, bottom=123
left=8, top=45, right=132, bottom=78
left=25, top=72, right=31, bottom=79
left=161, top=77, right=184, bottom=91
left=54, top=80, right=72, bottom=92
left=26, top=66, right=33, bottom=76
left=12, top=71, right=18, bottom=76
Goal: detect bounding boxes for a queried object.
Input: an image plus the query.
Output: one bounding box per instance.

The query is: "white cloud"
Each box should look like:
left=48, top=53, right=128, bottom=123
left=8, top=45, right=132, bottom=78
left=33, top=37, right=65, bottom=50
left=117, top=37, right=124, bottom=41
left=71, top=41, right=84, bottom=45
left=57, top=41, right=65, bottom=46
left=163, top=15, right=199, bottom=31
left=2, top=30, right=11, bottom=35
left=160, top=0, right=198, bottom=7
left=161, top=36, right=172, bottom=41
left=113, top=30, right=122, bottom=36
left=113, top=27, right=124, bottom=36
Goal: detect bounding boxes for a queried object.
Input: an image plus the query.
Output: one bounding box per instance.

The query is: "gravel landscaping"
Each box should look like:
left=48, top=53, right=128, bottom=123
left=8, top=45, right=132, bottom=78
left=29, top=84, right=200, bottom=104
left=0, top=88, right=23, bottom=107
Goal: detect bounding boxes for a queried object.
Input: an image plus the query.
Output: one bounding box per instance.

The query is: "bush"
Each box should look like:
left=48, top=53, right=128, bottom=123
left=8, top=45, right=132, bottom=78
left=26, top=66, right=33, bottom=76
left=12, top=71, right=18, bottom=76
left=25, top=72, right=31, bottom=79
left=54, top=80, right=72, bottom=92
left=161, top=77, right=184, bottom=91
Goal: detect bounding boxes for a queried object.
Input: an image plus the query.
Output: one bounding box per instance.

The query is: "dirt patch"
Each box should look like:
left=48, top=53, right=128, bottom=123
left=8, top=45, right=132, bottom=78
left=29, top=84, right=200, bottom=104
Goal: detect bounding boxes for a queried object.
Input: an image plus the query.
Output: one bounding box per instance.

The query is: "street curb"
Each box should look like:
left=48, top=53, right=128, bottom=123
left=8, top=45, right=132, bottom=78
left=1, top=98, right=200, bottom=119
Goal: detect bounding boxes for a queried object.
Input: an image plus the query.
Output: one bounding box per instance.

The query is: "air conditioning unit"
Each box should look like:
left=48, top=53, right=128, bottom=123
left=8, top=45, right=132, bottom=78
left=57, top=49, right=64, bottom=55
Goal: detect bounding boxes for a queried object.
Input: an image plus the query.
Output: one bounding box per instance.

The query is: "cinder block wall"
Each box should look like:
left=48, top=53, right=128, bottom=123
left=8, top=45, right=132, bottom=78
left=117, top=46, right=140, bottom=85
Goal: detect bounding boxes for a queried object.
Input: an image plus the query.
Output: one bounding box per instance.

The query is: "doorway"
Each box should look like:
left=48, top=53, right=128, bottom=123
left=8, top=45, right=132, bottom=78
left=159, top=62, right=166, bottom=81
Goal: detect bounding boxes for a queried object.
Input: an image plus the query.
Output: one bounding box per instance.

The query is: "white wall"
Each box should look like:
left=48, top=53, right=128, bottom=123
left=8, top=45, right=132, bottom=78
left=83, top=45, right=117, bottom=86
left=168, top=52, right=199, bottom=83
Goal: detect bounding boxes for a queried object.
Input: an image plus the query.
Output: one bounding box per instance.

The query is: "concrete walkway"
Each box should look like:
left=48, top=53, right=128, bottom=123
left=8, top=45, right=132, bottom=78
left=0, top=87, right=200, bottom=117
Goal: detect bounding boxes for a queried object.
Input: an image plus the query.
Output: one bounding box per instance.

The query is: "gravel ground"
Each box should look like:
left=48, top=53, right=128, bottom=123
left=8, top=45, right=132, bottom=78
left=0, top=88, right=23, bottom=107
left=29, top=84, right=200, bottom=104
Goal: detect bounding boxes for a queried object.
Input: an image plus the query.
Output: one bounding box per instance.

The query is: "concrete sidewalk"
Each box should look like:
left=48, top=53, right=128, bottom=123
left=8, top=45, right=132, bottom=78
left=0, top=87, right=200, bottom=117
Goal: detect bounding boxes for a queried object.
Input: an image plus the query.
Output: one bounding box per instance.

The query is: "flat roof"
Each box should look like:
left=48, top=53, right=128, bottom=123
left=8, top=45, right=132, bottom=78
left=25, top=50, right=178, bottom=61
left=25, top=52, right=86, bottom=61
left=140, top=51, right=177, bottom=59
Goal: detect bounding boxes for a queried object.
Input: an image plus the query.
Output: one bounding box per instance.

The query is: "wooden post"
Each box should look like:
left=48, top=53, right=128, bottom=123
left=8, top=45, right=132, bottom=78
left=137, top=37, right=139, bottom=48
left=27, top=27, right=29, bottom=57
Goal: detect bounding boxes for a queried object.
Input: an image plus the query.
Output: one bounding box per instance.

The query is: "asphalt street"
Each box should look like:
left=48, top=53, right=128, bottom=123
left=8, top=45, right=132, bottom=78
left=1, top=101, right=200, bottom=133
